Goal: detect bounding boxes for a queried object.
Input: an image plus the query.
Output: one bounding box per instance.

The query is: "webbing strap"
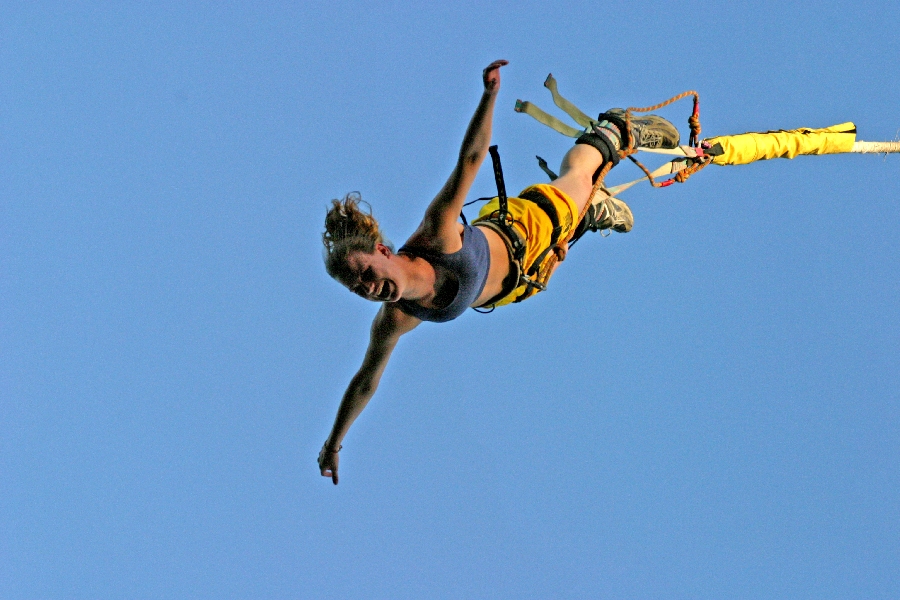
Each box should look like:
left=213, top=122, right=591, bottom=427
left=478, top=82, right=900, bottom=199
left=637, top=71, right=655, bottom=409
left=544, top=74, right=593, bottom=128
left=514, top=100, right=581, bottom=137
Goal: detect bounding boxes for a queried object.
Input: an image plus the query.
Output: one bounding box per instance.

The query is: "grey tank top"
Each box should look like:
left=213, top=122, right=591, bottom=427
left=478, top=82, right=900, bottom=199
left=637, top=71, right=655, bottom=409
left=395, top=224, right=491, bottom=323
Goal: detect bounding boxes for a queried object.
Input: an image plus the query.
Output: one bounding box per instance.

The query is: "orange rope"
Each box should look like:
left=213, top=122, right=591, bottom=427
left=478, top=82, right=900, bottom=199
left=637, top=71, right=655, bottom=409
left=620, top=90, right=711, bottom=187
left=623, top=90, right=701, bottom=154
left=673, top=156, right=712, bottom=183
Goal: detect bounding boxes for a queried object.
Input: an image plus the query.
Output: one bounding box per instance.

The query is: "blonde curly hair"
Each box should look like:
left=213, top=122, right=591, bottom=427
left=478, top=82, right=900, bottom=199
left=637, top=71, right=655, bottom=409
left=322, top=193, right=392, bottom=281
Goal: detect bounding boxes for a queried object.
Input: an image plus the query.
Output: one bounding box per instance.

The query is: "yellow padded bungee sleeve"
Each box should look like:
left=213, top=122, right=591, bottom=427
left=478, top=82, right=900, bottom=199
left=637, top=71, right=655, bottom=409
left=708, top=122, right=857, bottom=166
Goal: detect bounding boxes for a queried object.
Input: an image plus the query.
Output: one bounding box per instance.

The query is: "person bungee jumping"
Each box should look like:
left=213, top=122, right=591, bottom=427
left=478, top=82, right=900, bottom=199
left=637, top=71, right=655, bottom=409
left=317, top=60, right=680, bottom=484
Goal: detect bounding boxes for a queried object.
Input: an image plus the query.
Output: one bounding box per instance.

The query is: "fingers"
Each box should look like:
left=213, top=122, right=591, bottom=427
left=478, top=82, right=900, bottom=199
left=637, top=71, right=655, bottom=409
left=483, top=60, right=508, bottom=76
left=482, top=59, right=509, bottom=89
left=319, top=464, right=339, bottom=485
left=318, top=448, right=340, bottom=485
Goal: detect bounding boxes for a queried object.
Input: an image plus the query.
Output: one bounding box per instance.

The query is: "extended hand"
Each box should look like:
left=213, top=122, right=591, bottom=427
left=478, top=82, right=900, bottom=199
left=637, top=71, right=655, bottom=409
left=482, top=59, right=508, bottom=92
left=318, top=445, right=340, bottom=485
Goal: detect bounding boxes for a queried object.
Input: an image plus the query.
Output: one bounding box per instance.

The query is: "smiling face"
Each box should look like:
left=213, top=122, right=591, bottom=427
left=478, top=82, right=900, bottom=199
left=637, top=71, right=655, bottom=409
left=336, top=243, right=405, bottom=303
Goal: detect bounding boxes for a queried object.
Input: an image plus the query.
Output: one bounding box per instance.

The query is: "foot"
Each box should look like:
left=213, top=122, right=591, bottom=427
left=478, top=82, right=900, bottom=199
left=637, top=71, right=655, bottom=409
left=585, top=193, right=633, bottom=233
left=601, top=109, right=680, bottom=149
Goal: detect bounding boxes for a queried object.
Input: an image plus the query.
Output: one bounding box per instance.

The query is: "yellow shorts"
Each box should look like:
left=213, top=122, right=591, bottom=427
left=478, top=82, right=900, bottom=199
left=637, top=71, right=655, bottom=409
left=474, top=183, right=579, bottom=308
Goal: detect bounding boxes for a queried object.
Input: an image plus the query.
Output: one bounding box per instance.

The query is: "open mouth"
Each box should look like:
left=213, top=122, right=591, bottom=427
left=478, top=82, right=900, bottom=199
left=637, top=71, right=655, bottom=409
left=375, top=280, right=392, bottom=301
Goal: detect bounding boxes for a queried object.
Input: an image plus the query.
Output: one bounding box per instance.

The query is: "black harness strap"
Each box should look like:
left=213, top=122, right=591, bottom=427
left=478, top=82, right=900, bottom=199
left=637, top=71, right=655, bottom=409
left=518, top=189, right=563, bottom=283
left=489, top=145, right=508, bottom=210
left=487, top=145, right=526, bottom=265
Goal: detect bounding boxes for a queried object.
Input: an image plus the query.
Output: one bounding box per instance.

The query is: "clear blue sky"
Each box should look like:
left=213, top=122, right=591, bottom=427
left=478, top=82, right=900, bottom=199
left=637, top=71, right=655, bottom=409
left=3, top=2, right=899, bottom=598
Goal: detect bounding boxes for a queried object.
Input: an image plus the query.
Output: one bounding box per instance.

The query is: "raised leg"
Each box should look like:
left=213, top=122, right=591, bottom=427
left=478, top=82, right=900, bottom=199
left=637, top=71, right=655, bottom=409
left=551, top=144, right=606, bottom=217
left=551, top=144, right=633, bottom=235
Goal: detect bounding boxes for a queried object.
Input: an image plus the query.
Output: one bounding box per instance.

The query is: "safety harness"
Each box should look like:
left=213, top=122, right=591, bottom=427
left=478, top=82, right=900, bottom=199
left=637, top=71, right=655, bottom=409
left=471, top=145, right=563, bottom=306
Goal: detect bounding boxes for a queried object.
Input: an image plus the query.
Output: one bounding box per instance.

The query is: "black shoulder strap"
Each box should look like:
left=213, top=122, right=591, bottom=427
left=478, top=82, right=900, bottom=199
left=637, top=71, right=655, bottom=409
left=485, top=145, right=525, bottom=264
left=489, top=145, right=508, bottom=216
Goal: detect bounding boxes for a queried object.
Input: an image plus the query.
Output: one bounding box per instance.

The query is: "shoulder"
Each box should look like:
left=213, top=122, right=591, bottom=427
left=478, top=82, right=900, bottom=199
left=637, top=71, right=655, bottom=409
left=404, top=221, right=465, bottom=255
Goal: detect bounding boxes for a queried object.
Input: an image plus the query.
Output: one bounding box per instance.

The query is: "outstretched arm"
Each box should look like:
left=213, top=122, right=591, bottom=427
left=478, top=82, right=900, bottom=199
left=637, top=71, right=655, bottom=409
left=410, top=59, right=508, bottom=252
left=318, top=304, right=420, bottom=485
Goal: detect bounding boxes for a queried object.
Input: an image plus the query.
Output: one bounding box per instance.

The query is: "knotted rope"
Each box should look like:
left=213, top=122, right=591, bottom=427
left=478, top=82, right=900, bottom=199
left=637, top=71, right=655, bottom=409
left=621, top=90, right=712, bottom=187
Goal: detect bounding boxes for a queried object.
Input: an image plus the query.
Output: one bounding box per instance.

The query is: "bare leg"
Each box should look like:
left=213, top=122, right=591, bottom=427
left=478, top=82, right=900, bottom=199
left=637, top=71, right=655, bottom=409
left=549, top=144, right=610, bottom=216
left=550, top=142, right=632, bottom=235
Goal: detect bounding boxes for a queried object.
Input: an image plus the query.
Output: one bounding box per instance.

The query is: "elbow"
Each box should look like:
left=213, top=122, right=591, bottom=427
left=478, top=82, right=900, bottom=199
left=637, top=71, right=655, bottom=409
left=350, top=378, right=377, bottom=398
left=356, top=381, right=376, bottom=398
left=351, top=372, right=380, bottom=399
left=460, top=149, right=486, bottom=168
